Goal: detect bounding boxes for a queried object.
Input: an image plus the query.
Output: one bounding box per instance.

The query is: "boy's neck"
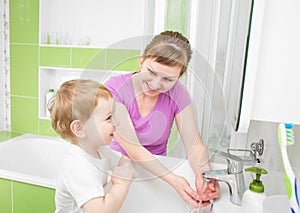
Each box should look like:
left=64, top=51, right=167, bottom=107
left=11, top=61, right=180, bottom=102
left=78, top=142, right=101, bottom=159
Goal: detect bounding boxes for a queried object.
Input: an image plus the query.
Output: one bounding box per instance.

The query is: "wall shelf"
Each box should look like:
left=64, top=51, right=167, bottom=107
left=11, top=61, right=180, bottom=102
left=38, top=66, right=124, bottom=119
left=39, top=0, right=149, bottom=48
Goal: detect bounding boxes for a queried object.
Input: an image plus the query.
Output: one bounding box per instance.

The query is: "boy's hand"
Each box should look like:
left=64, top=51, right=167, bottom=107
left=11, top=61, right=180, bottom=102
left=112, top=162, right=136, bottom=185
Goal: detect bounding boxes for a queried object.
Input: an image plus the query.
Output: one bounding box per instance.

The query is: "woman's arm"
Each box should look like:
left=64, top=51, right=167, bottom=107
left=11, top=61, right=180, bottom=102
left=113, top=102, right=200, bottom=207
left=175, top=104, right=210, bottom=174
left=175, top=104, right=220, bottom=205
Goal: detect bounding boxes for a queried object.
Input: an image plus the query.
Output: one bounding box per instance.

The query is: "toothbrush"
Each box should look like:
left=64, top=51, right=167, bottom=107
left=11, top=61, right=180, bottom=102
left=278, top=123, right=299, bottom=213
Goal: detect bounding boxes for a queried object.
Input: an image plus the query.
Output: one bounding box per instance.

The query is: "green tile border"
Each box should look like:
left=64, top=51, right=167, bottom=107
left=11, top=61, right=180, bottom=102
left=40, top=47, right=71, bottom=67
left=71, top=48, right=105, bottom=69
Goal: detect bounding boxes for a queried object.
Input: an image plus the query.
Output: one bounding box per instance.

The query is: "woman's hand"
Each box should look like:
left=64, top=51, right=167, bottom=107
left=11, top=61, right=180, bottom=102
left=168, top=174, right=201, bottom=208
left=195, top=173, right=220, bottom=207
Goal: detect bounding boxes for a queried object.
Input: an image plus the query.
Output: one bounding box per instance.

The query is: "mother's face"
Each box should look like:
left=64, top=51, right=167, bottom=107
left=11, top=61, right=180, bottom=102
left=139, top=58, right=182, bottom=97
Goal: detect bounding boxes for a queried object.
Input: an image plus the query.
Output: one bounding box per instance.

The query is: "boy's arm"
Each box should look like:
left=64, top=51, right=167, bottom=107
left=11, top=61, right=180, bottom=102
left=82, top=182, right=130, bottom=213
left=82, top=162, right=134, bottom=213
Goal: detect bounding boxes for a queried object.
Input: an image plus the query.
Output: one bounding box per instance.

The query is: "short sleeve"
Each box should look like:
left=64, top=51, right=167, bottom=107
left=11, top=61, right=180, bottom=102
left=98, top=146, right=122, bottom=170
left=169, top=81, right=192, bottom=115
left=104, top=76, right=124, bottom=103
left=64, top=163, right=105, bottom=208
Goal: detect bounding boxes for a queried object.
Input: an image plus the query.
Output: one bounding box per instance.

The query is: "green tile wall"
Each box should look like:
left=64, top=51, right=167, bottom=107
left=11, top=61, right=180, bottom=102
left=13, top=181, right=55, bottom=213
left=39, top=119, right=58, bottom=136
left=0, top=179, right=56, bottom=213
left=9, top=0, right=141, bottom=136
left=10, top=44, right=39, bottom=97
left=10, top=0, right=39, bottom=44
left=0, top=179, right=12, bottom=213
left=11, top=96, right=38, bottom=134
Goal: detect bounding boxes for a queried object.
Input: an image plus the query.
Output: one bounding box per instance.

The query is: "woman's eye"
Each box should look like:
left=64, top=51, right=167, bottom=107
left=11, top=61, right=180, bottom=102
left=164, top=78, right=174, bottom=82
left=148, top=70, right=156, bottom=75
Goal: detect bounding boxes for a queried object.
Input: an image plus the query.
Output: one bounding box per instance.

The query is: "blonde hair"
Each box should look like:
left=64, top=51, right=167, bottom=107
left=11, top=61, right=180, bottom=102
left=142, top=31, right=192, bottom=76
left=49, top=79, right=112, bottom=144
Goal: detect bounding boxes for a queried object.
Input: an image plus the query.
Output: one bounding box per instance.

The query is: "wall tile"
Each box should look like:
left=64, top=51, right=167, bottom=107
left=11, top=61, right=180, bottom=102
left=71, top=48, right=105, bottom=69
left=39, top=119, right=59, bottom=137
left=13, top=181, right=55, bottom=213
left=106, top=49, right=140, bottom=71
left=0, top=179, right=12, bottom=213
left=10, top=0, right=39, bottom=44
left=10, top=44, right=38, bottom=97
left=0, top=131, right=22, bottom=142
left=40, top=47, right=70, bottom=68
left=11, top=96, right=38, bottom=134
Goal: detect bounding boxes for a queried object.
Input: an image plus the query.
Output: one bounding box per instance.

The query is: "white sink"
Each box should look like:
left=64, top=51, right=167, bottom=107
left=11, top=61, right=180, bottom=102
left=119, top=155, right=242, bottom=213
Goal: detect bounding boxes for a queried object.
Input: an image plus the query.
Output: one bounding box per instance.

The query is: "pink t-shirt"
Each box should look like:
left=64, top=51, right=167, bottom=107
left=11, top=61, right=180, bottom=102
left=104, top=72, right=191, bottom=156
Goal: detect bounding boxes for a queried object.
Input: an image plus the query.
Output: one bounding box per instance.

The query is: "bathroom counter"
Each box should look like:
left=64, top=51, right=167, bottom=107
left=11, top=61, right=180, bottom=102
left=120, top=155, right=241, bottom=213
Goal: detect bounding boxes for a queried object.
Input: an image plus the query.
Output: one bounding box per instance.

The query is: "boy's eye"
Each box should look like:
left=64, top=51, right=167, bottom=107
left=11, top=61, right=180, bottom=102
left=106, top=115, right=112, bottom=121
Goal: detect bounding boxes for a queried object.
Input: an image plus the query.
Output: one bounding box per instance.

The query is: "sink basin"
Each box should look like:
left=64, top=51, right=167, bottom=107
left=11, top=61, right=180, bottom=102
left=119, top=155, right=242, bottom=213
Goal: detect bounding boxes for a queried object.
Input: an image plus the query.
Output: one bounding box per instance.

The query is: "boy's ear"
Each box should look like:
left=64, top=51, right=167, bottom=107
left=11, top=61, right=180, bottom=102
left=70, top=120, right=86, bottom=138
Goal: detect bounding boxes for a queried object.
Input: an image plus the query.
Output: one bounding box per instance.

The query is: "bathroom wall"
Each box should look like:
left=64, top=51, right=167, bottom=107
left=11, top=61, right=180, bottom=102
left=9, top=0, right=142, bottom=136
left=8, top=0, right=188, bottom=138
left=246, top=121, right=300, bottom=195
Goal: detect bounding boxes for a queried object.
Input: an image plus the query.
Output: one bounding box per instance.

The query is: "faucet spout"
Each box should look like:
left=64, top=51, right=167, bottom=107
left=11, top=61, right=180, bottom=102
left=203, top=149, right=246, bottom=206
left=203, top=170, right=245, bottom=206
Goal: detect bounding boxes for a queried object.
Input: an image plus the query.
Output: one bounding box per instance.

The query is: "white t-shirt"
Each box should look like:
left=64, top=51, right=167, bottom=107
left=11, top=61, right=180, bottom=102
left=54, top=144, right=122, bottom=213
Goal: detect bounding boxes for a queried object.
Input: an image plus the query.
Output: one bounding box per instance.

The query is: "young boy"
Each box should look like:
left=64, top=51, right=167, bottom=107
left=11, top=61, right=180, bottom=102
left=49, top=79, right=135, bottom=213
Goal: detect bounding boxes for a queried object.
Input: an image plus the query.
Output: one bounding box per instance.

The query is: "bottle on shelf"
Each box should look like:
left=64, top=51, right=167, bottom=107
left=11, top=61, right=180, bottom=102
left=45, top=88, right=55, bottom=117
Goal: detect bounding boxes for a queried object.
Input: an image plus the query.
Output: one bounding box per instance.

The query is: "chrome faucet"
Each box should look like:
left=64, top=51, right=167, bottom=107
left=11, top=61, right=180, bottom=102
left=203, top=149, right=246, bottom=206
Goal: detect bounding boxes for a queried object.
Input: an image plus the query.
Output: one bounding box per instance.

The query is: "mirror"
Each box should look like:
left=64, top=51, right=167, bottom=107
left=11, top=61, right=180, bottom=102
left=189, top=0, right=253, bottom=151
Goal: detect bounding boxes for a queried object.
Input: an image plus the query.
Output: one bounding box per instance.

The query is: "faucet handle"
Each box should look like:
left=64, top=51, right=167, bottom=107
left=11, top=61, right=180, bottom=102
left=209, top=149, right=244, bottom=173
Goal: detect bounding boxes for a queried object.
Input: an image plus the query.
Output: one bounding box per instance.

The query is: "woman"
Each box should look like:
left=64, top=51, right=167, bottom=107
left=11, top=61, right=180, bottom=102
left=104, top=31, right=219, bottom=208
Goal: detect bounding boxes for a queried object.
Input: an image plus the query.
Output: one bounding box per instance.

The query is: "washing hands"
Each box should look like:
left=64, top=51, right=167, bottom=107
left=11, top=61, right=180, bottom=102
left=169, top=173, right=219, bottom=209
left=195, top=174, right=220, bottom=208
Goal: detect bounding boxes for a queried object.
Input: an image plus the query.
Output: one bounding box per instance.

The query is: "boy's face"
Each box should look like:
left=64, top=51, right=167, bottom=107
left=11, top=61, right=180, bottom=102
left=83, top=97, right=116, bottom=147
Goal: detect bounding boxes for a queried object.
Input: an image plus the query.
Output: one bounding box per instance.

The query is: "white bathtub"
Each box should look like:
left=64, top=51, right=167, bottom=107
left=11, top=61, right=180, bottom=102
left=0, top=134, right=233, bottom=213
left=0, top=134, right=72, bottom=188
